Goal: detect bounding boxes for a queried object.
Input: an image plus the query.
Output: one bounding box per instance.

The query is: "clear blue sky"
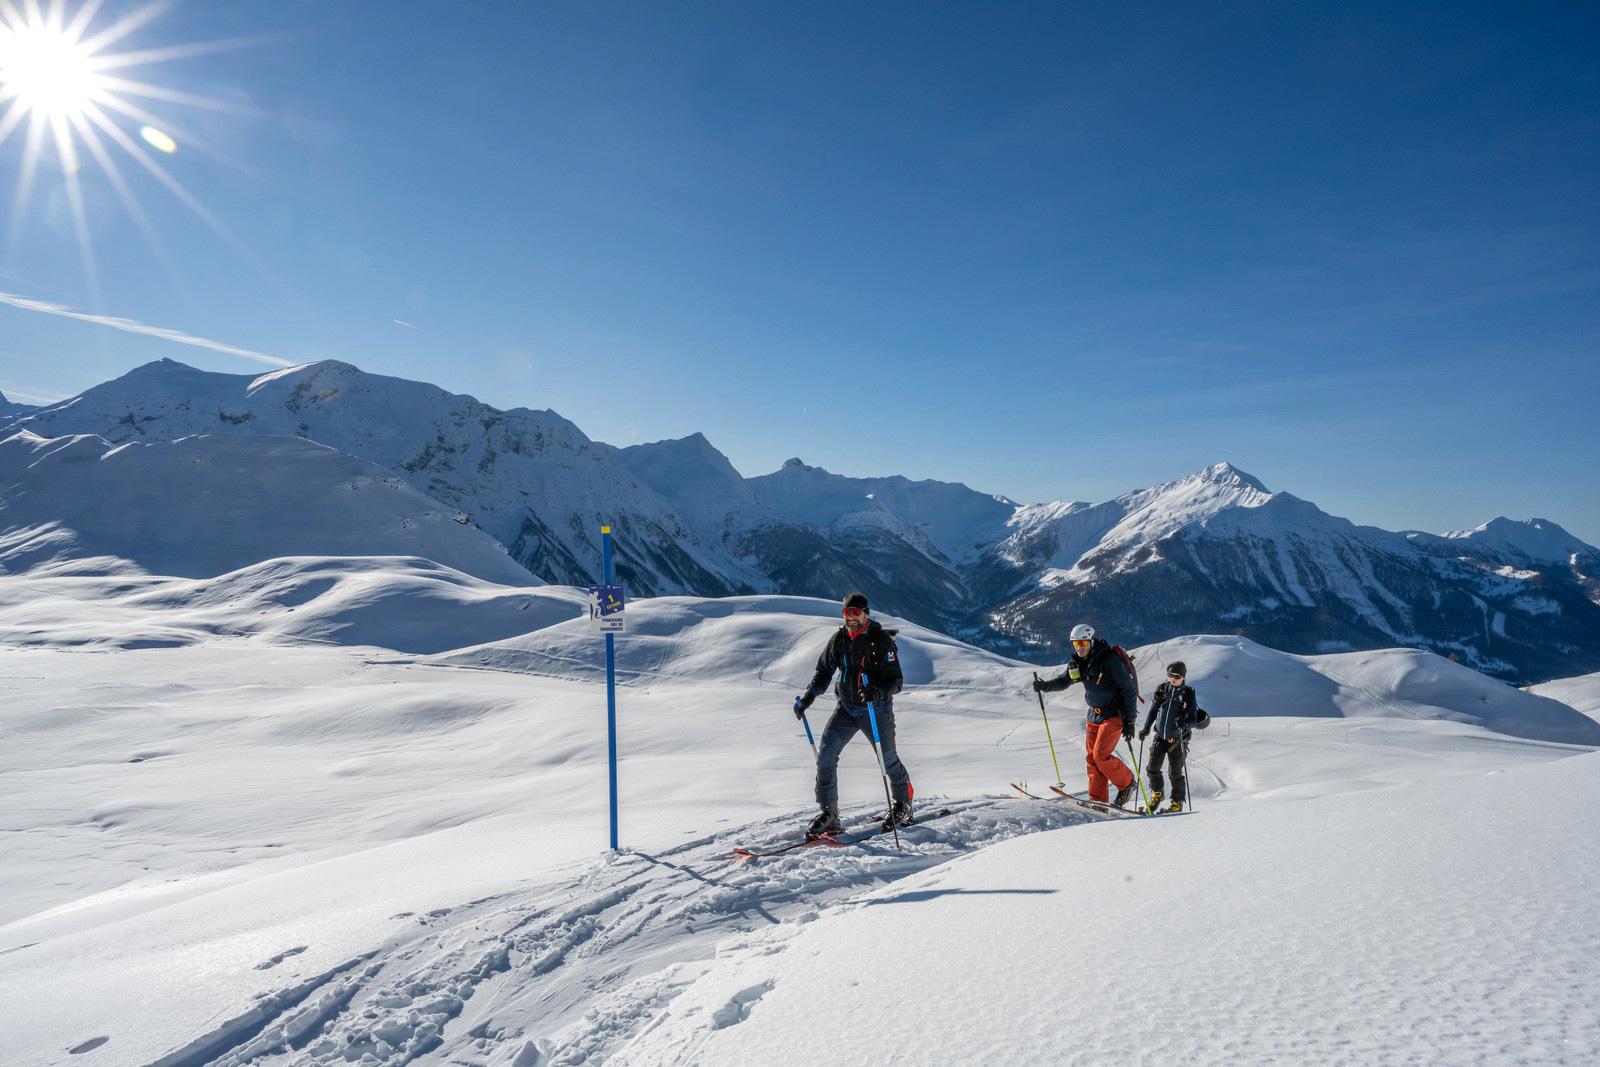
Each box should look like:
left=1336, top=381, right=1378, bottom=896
left=3, top=1, right=1597, bottom=542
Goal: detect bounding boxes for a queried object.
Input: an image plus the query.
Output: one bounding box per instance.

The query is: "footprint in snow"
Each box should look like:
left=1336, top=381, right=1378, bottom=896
left=711, top=980, right=775, bottom=1030
left=254, top=945, right=308, bottom=970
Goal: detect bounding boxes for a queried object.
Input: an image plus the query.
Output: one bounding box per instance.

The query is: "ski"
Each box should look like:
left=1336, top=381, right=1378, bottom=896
left=1010, top=782, right=1044, bottom=800
left=830, top=806, right=953, bottom=847
left=731, top=807, right=952, bottom=861
left=1047, top=785, right=1137, bottom=817
left=1048, top=785, right=1190, bottom=818
left=731, top=835, right=841, bottom=861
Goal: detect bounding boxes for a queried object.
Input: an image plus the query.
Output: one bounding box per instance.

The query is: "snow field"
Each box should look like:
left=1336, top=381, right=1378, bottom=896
left=622, top=750, right=1600, bottom=1066
left=2, top=582, right=1597, bottom=1064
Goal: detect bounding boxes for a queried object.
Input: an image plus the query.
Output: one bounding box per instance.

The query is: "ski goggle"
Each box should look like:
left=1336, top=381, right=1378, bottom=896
left=842, top=608, right=866, bottom=619
left=1168, top=673, right=1184, bottom=681
left=1071, top=639, right=1091, bottom=652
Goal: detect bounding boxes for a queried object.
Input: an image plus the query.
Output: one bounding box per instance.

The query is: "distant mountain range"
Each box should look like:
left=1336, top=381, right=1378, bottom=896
left=6, top=358, right=1598, bottom=684
left=0, top=389, right=35, bottom=421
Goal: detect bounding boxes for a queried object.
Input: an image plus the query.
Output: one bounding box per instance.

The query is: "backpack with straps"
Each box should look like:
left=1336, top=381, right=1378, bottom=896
left=1109, top=644, right=1144, bottom=705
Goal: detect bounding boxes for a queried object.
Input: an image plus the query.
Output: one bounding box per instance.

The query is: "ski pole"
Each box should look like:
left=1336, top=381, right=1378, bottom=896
left=1032, top=671, right=1063, bottom=785
left=1125, top=736, right=1151, bottom=813
left=1138, top=734, right=1147, bottom=809
left=799, top=710, right=817, bottom=756
left=862, top=674, right=901, bottom=850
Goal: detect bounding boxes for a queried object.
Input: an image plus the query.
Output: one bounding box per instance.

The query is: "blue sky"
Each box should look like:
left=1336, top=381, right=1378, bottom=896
left=3, top=1, right=1597, bottom=542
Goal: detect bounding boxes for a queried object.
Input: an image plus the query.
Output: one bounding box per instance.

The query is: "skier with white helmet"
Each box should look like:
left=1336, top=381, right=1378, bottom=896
left=1032, top=623, right=1139, bottom=808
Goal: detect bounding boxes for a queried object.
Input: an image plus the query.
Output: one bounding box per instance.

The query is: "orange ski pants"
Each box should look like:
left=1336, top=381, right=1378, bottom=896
left=1085, top=718, right=1133, bottom=802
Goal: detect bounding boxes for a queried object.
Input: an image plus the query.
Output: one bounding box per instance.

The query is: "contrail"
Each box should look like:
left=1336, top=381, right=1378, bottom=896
left=0, top=289, right=295, bottom=368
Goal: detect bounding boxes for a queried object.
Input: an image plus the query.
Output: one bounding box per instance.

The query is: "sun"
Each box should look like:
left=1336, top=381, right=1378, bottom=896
left=0, top=0, right=268, bottom=298
left=0, top=18, right=105, bottom=121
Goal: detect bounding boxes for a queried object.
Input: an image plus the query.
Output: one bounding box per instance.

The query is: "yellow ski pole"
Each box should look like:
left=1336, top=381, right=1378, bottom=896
left=1033, top=672, right=1064, bottom=786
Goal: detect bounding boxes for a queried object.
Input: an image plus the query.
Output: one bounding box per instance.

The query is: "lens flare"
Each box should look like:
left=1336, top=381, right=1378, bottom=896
left=139, top=124, right=175, bottom=153
left=0, top=1, right=269, bottom=296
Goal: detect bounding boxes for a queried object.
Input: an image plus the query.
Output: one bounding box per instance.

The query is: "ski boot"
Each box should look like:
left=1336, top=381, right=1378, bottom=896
left=1112, top=782, right=1137, bottom=810
left=1167, top=799, right=1184, bottom=813
left=806, top=808, right=842, bottom=840
left=1146, top=789, right=1164, bottom=815
left=882, top=798, right=914, bottom=832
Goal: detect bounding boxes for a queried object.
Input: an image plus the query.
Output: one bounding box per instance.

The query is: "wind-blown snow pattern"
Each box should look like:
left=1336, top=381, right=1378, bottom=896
left=4, top=576, right=1598, bottom=1065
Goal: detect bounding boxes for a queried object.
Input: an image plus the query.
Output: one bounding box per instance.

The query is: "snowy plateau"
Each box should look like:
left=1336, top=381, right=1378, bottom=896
left=2, top=361, right=1599, bottom=1066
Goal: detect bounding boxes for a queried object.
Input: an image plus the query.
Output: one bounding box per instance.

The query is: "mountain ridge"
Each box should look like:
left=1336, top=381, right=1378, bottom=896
left=11, top=358, right=1599, bottom=683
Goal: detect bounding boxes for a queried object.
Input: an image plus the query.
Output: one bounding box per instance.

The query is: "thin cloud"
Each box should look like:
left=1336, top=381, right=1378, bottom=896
left=0, top=381, right=67, bottom=404
left=393, top=319, right=417, bottom=329
left=0, top=290, right=294, bottom=368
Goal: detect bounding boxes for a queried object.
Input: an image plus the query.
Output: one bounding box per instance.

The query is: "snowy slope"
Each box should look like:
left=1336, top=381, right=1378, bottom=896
left=2, top=586, right=1595, bottom=1065
left=0, top=387, right=35, bottom=423
left=1529, top=671, right=1600, bottom=721
left=11, top=360, right=758, bottom=596
left=0, top=430, right=532, bottom=584
left=0, top=558, right=584, bottom=655
left=625, top=749, right=1600, bottom=1066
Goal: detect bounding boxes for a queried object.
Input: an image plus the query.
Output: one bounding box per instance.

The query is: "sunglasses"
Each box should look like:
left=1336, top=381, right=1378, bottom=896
left=843, top=608, right=866, bottom=618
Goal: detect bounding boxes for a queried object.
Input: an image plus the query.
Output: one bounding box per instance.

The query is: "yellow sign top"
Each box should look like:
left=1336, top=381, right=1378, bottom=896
left=601, top=525, right=612, bottom=534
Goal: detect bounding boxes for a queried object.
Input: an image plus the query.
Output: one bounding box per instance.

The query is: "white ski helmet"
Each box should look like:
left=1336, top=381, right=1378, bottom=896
left=1069, top=623, right=1095, bottom=644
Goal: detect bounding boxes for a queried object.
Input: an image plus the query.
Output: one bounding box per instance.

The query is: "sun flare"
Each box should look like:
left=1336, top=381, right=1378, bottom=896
left=0, top=19, right=104, bottom=121
left=0, top=0, right=266, bottom=295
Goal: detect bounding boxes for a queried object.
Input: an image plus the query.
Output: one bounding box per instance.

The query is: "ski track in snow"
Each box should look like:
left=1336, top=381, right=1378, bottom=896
left=172, top=798, right=1097, bottom=1066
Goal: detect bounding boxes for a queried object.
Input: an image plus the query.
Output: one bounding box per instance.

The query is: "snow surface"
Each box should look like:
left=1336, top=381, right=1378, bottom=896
left=3, top=580, right=1597, bottom=1065
left=0, top=431, right=531, bottom=585
left=1529, top=671, right=1600, bottom=721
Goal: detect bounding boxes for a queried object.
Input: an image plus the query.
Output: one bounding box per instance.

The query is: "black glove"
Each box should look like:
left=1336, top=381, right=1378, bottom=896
left=1182, top=730, right=1192, bottom=742
left=1138, top=726, right=1150, bottom=741
left=1122, top=720, right=1134, bottom=742
left=859, top=684, right=882, bottom=705
left=793, top=694, right=813, bottom=719
left=1031, top=676, right=1047, bottom=693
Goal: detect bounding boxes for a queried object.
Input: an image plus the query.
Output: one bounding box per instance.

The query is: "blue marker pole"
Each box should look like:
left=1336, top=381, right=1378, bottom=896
left=602, top=524, right=618, bottom=851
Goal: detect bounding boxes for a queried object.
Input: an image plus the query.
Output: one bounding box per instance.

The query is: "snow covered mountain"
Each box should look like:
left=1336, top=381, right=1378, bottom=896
left=973, top=464, right=1600, bottom=684
left=9, top=360, right=758, bottom=597
left=0, top=388, right=36, bottom=423
left=13, top=360, right=1599, bottom=683
left=617, top=440, right=1018, bottom=626
left=0, top=430, right=533, bottom=584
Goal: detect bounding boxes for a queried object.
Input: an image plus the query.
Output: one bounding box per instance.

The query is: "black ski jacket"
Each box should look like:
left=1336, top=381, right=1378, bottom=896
left=1039, top=638, right=1136, bottom=724
left=1142, top=682, right=1201, bottom=742
left=803, top=620, right=904, bottom=711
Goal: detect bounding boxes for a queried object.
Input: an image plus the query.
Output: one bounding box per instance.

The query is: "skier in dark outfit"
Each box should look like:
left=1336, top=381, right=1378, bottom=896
left=1031, top=623, right=1138, bottom=808
left=792, top=592, right=911, bottom=838
left=1139, top=661, right=1206, bottom=813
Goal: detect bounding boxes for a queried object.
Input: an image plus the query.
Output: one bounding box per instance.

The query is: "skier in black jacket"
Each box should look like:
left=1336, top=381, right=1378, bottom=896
left=1032, top=624, right=1138, bottom=808
left=792, top=592, right=911, bottom=837
left=1139, top=661, right=1206, bottom=812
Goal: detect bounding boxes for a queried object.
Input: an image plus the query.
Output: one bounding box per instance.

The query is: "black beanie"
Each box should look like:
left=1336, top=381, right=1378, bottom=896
left=1167, top=661, right=1187, bottom=677
left=843, top=592, right=869, bottom=613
